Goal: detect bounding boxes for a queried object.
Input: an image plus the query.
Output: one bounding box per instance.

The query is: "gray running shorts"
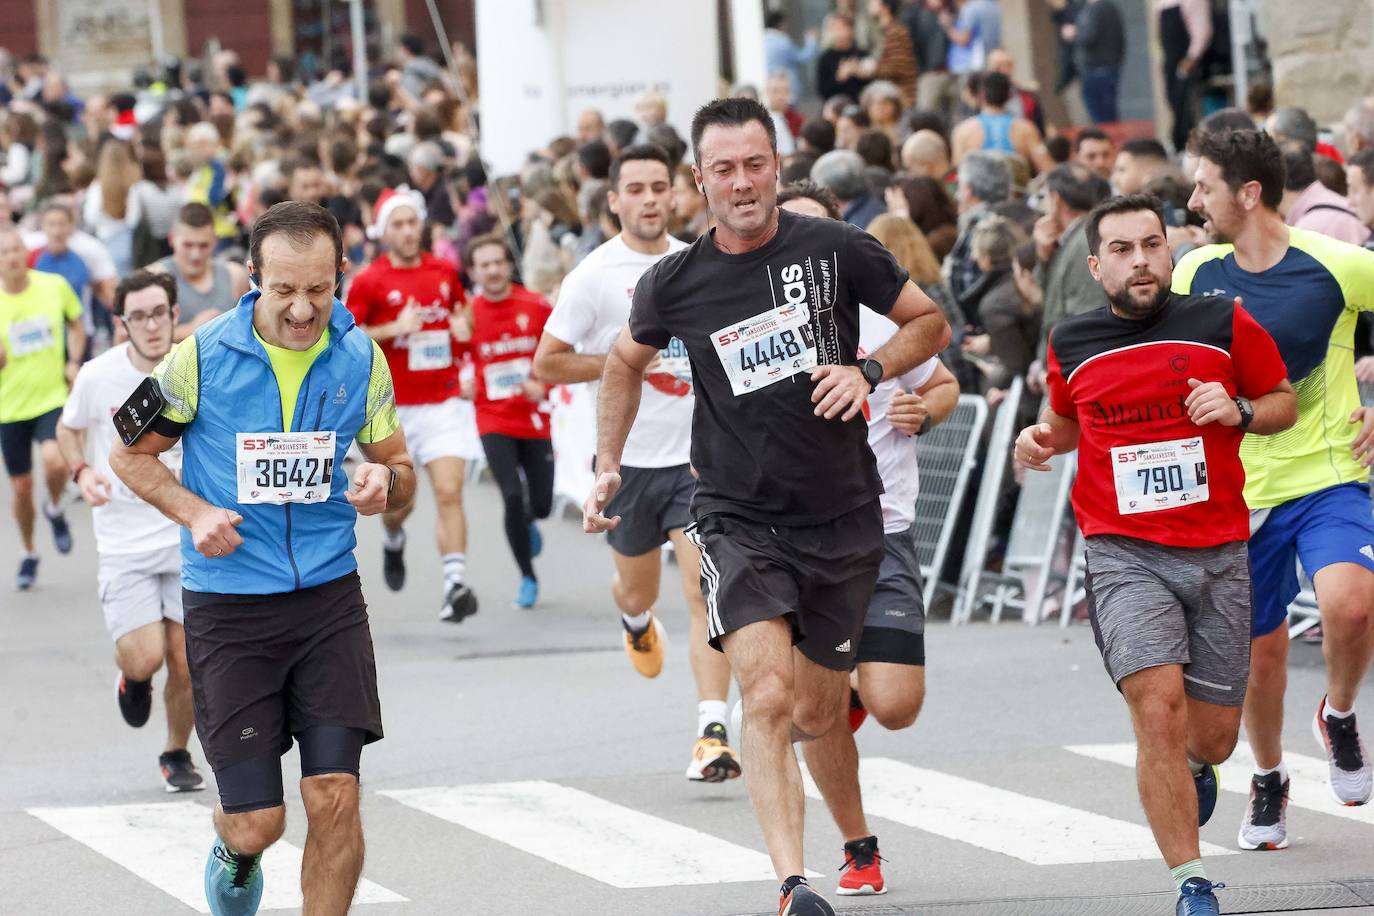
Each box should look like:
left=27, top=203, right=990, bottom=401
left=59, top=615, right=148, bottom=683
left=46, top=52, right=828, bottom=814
left=1083, top=535, right=1252, bottom=707
left=605, top=463, right=695, bottom=557
left=857, top=524, right=926, bottom=666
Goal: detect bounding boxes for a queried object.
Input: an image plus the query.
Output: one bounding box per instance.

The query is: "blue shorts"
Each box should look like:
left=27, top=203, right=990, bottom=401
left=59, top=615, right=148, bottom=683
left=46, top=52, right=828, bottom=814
left=1248, top=482, right=1374, bottom=638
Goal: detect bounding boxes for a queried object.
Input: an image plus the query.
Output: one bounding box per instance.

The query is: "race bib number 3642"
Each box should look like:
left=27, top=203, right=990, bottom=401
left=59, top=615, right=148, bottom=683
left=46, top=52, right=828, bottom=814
left=1111, top=437, right=1209, bottom=515
left=236, top=432, right=336, bottom=505
left=712, top=306, right=817, bottom=396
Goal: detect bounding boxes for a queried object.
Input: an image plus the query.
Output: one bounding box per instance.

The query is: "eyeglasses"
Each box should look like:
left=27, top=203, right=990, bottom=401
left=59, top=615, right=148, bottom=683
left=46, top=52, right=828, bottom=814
left=120, top=305, right=172, bottom=326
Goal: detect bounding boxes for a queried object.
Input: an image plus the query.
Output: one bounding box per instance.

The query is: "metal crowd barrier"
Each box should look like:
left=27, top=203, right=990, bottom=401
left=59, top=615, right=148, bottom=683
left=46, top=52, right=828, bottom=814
left=912, top=393, right=990, bottom=611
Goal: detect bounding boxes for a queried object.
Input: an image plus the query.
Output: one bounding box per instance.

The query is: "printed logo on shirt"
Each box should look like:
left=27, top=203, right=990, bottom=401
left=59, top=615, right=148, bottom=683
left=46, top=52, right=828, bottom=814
left=388, top=289, right=404, bottom=306
left=773, top=257, right=839, bottom=367
left=516, top=313, right=530, bottom=332
left=1170, top=355, right=1190, bottom=374
left=334, top=383, right=348, bottom=404
left=1086, top=395, right=1188, bottom=428
left=440, top=281, right=451, bottom=301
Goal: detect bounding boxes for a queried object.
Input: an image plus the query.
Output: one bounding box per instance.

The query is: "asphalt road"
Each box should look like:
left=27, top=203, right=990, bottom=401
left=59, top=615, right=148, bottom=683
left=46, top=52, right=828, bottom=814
left=2, top=473, right=1372, bottom=916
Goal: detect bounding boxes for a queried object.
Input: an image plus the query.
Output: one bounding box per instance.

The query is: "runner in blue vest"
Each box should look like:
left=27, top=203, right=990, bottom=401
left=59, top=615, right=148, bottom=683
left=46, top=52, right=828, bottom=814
left=111, top=201, right=416, bottom=916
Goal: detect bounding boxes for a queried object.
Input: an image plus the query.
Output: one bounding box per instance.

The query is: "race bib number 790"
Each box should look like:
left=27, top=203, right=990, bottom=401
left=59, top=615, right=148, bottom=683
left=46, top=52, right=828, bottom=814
left=1111, top=437, right=1209, bottom=515
left=236, top=431, right=336, bottom=505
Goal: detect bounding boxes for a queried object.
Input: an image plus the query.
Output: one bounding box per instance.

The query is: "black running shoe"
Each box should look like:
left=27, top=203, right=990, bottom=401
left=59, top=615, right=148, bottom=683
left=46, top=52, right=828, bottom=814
left=383, top=544, right=406, bottom=592
left=160, top=749, right=206, bottom=793
left=117, top=674, right=153, bottom=728
left=47, top=510, right=72, bottom=554
left=440, top=582, right=479, bottom=623
left=16, top=555, right=38, bottom=590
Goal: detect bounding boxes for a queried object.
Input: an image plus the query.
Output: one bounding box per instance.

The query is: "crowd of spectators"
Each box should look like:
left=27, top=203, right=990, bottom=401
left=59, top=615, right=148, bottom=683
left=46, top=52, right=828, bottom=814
left=3, top=0, right=1374, bottom=588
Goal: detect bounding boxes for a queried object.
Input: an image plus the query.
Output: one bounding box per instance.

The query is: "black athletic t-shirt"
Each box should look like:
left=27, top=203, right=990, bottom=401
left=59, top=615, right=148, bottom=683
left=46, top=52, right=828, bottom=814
left=628, top=208, right=909, bottom=524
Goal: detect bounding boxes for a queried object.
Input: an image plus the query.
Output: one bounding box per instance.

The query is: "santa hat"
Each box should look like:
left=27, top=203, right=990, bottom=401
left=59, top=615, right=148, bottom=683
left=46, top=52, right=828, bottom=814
left=111, top=108, right=138, bottom=142
left=369, top=186, right=427, bottom=240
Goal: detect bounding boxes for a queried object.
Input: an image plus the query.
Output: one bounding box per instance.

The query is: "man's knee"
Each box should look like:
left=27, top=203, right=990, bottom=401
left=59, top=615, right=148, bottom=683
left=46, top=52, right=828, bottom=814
left=793, top=679, right=847, bottom=739
left=11, top=473, right=32, bottom=498
left=116, top=629, right=166, bottom=681
left=1190, top=727, right=1239, bottom=765
left=1124, top=675, right=1186, bottom=738
left=1322, top=591, right=1373, bottom=634
left=431, top=477, right=464, bottom=511
left=741, top=669, right=794, bottom=727
left=217, top=805, right=286, bottom=855
left=302, top=773, right=361, bottom=831
left=612, top=572, right=657, bottom=613
left=868, top=689, right=924, bottom=731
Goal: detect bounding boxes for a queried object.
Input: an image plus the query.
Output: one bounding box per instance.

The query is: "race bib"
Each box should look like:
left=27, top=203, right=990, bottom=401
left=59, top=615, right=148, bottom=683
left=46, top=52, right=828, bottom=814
left=407, top=329, right=452, bottom=371
left=236, top=431, right=336, bottom=505
left=9, top=317, right=55, bottom=358
left=484, top=357, right=531, bottom=401
left=1111, top=437, right=1209, bottom=515
left=711, top=306, right=817, bottom=396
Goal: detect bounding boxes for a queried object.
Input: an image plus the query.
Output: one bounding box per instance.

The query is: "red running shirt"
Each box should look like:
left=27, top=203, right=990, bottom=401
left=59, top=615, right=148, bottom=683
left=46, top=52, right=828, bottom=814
left=1047, top=294, right=1287, bottom=548
left=470, top=284, right=553, bottom=439
left=345, top=253, right=466, bottom=406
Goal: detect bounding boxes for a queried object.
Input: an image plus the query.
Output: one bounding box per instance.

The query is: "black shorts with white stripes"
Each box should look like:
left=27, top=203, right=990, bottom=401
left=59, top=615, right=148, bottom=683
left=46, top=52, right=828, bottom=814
left=685, top=501, right=885, bottom=672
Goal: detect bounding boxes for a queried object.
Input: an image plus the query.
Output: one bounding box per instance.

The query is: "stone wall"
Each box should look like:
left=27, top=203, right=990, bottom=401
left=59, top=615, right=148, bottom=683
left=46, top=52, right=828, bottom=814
left=1261, top=0, right=1374, bottom=125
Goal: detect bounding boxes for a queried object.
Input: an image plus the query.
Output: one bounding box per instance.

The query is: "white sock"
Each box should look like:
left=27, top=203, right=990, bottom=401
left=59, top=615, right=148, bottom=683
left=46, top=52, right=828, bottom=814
left=44, top=501, right=62, bottom=518
left=383, top=527, right=406, bottom=551
left=1255, top=761, right=1288, bottom=782
left=1187, top=756, right=1206, bottom=776
left=1324, top=698, right=1355, bottom=719
left=442, top=553, right=466, bottom=587
left=698, top=700, right=729, bottom=736
left=23, top=550, right=38, bottom=560
left=622, top=609, right=652, bottom=633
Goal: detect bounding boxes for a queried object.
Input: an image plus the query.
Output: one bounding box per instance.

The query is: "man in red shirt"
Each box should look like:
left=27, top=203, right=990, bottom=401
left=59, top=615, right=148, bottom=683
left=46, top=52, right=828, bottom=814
left=346, top=187, right=481, bottom=622
left=1015, top=194, right=1295, bottom=916
left=467, top=233, right=554, bottom=609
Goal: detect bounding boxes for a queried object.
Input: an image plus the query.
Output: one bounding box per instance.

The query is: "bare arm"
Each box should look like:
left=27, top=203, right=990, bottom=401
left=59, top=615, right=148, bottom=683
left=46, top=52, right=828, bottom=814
left=584, top=328, right=657, bottom=532
left=1014, top=406, right=1081, bottom=472
left=110, top=430, right=245, bottom=557
left=871, top=280, right=954, bottom=380
left=1184, top=377, right=1295, bottom=435
left=354, top=427, right=417, bottom=515
left=65, top=318, right=86, bottom=384
left=887, top=360, right=960, bottom=436
left=533, top=332, right=607, bottom=386
left=58, top=421, right=115, bottom=505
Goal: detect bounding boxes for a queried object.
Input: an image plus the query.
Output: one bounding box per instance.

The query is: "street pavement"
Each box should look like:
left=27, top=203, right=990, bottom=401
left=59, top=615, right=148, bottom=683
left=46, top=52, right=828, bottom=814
left=3, top=472, right=1373, bottom=916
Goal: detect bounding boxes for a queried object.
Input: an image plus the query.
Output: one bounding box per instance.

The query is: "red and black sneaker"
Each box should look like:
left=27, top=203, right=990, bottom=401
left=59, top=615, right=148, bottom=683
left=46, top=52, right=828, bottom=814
left=837, top=835, right=887, bottom=896
left=848, top=688, right=869, bottom=733
left=779, top=877, right=835, bottom=915
left=117, top=674, right=153, bottom=728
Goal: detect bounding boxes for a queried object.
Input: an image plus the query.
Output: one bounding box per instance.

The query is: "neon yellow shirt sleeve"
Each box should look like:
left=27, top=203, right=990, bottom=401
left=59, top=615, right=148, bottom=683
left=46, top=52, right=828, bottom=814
left=152, top=337, right=200, bottom=425
left=356, top=340, right=400, bottom=445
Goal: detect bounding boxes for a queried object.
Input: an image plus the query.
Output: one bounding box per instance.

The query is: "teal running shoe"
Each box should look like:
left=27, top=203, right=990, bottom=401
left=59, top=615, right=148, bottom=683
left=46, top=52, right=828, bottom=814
left=204, top=837, right=263, bottom=916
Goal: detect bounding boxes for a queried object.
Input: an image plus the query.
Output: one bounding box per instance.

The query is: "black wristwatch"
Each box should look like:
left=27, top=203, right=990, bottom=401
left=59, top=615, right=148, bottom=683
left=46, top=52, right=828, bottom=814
left=857, top=357, right=884, bottom=392
left=387, top=467, right=397, bottom=494
left=1234, top=396, right=1254, bottom=431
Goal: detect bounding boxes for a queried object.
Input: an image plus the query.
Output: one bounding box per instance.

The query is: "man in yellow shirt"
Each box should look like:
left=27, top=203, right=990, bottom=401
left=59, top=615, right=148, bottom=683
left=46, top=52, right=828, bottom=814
left=0, top=226, right=86, bottom=589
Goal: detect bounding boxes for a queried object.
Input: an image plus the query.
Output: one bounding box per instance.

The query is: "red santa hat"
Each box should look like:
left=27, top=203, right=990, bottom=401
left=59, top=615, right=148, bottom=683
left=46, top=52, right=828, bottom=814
left=111, top=108, right=138, bottom=141
left=369, top=186, right=427, bottom=240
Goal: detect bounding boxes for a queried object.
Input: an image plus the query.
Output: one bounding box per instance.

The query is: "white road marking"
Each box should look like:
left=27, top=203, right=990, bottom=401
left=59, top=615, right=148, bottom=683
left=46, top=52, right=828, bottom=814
left=381, top=780, right=811, bottom=887
left=27, top=801, right=407, bottom=911
left=800, top=757, right=1236, bottom=865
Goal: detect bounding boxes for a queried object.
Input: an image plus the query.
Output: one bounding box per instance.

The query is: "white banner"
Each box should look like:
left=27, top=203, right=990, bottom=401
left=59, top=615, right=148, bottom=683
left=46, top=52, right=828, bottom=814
left=476, top=0, right=721, bottom=175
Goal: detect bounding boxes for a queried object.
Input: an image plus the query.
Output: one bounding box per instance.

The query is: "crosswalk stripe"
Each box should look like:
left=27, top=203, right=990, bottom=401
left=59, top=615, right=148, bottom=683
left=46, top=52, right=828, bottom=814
left=26, top=801, right=407, bottom=912
left=800, top=757, right=1237, bottom=865
left=380, top=780, right=808, bottom=888
left=1066, top=743, right=1374, bottom=826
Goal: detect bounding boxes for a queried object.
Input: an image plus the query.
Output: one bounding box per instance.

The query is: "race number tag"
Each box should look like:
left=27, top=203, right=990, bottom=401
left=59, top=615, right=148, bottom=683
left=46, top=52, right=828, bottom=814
left=711, top=306, right=817, bottom=396
left=483, top=357, right=532, bottom=401
left=8, top=317, right=55, bottom=357
left=236, top=431, right=336, bottom=505
left=407, top=329, right=452, bottom=371
left=1111, top=437, right=1209, bottom=515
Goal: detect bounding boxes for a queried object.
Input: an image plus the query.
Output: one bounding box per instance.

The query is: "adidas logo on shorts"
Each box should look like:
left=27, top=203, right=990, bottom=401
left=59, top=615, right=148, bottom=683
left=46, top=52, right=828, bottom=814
left=1361, top=545, right=1374, bottom=563
left=835, top=639, right=852, bottom=653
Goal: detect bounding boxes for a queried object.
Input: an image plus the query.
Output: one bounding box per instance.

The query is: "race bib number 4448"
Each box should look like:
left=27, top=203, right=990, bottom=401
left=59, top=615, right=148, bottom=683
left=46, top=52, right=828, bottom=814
left=1111, top=437, right=1209, bottom=515
left=711, top=305, right=817, bottom=396
left=236, top=431, right=335, bottom=505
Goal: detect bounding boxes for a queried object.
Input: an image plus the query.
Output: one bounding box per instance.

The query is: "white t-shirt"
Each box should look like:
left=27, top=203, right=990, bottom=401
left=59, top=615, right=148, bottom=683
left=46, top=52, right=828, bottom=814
left=545, top=234, right=693, bottom=469
left=860, top=306, right=939, bottom=534
left=60, top=343, right=182, bottom=556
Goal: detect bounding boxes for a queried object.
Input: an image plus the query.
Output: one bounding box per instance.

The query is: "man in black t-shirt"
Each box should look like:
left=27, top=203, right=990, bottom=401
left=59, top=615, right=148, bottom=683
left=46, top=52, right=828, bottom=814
left=584, top=98, right=950, bottom=916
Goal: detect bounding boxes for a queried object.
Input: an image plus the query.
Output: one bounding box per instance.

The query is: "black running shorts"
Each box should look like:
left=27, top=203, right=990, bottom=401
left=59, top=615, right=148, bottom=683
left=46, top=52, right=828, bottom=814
left=605, top=463, right=695, bottom=557
left=183, top=572, right=384, bottom=784
left=0, top=407, right=60, bottom=477
left=857, top=524, right=926, bottom=666
left=686, top=500, right=884, bottom=672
